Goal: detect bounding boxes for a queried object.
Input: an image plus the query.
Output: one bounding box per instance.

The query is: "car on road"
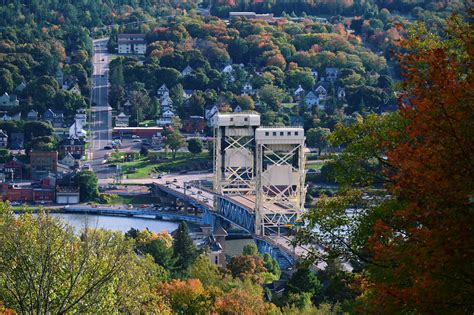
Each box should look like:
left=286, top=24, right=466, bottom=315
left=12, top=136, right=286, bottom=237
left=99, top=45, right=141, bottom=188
left=10, top=201, right=21, bottom=206
left=172, top=179, right=178, bottom=183
left=132, top=135, right=140, bottom=139
left=175, top=185, right=181, bottom=189
left=186, top=185, right=191, bottom=189
left=132, top=139, right=142, bottom=143
left=108, top=164, right=117, bottom=168
left=104, top=145, right=113, bottom=150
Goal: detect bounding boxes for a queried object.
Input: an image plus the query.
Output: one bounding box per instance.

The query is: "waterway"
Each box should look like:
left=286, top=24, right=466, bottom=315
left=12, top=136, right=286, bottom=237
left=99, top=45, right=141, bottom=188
left=49, top=213, right=254, bottom=255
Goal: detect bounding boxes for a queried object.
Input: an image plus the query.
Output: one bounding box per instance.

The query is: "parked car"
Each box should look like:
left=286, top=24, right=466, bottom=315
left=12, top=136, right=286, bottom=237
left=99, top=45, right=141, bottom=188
left=172, top=179, right=178, bottom=183
left=104, top=145, right=112, bottom=150
left=132, top=139, right=142, bottom=143
left=132, top=135, right=140, bottom=139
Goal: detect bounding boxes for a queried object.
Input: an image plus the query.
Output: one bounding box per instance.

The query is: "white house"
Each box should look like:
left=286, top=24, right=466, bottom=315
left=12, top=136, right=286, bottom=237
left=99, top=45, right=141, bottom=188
left=75, top=109, right=87, bottom=126
left=156, top=109, right=176, bottom=126
left=156, top=84, right=169, bottom=98
left=26, top=110, right=38, bottom=121
left=60, top=152, right=76, bottom=168
left=160, top=95, right=173, bottom=109
left=183, top=89, right=193, bottom=99
left=0, top=92, right=19, bottom=107
left=15, top=82, right=26, bottom=92
left=294, top=85, right=305, bottom=96
left=115, top=112, right=129, bottom=127
left=205, top=104, right=219, bottom=127
left=181, top=65, right=194, bottom=77
left=222, top=65, right=233, bottom=73
left=315, top=85, right=328, bottom=100
left=118, top=34, right=147, bottom=55
left=1, top=113, right=21, bottom=121
left=337, top=87, right=346, bottom=99
left=69, top=121, right=87, bottom=138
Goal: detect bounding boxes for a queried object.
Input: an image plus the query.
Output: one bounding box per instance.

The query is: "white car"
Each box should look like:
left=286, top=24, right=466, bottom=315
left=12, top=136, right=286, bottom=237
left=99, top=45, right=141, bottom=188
left=132, top=135, right=140, bottom=139
left=132, top=139, right=142, bottom=143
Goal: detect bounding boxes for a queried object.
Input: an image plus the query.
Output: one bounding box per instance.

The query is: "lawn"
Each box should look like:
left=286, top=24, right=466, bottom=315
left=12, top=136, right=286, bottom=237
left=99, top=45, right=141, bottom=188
left=305, top=160, right=325, bottom=170
left=102, top=195, right=162, bottom=205
left=115, top=152, right=211, bottom=179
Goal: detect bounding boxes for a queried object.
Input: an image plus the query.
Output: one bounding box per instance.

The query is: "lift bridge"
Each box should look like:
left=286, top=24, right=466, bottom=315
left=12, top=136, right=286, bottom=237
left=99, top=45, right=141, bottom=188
left=155, top=113, right=311, bottom=268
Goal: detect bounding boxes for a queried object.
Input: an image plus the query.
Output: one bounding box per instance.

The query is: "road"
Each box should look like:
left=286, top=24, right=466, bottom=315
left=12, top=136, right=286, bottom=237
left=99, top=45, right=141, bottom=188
left=90, top=38, right=113, bottom=178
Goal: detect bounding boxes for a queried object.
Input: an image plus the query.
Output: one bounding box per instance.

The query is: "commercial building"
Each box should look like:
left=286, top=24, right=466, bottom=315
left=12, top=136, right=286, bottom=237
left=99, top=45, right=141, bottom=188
left=118, top=34, right=147, bottom=55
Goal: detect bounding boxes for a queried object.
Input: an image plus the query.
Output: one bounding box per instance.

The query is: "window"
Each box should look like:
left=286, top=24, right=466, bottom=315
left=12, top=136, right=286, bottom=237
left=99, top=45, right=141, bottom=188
left=244, top=117, right=248, bottom=122
left=230, top=118, right=233, bottom=122
left=280, top=132, right=284, bottom=136
left=294, top=131, right=299, bottom=136
left=273, top=132, right=277, bottom=136
left=287, top=132, right=291, bottom=136
left=265, top=132, right=269, bottom=136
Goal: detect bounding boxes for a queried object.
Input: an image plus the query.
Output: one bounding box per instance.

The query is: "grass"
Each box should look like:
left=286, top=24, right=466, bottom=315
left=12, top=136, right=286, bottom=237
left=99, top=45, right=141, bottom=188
left=102, top=195, right=161, bottom=205
left=305, top=160, right=325, bottom=170
left=112, top=151, right=211, bottom=179
left=138, top=120, right=157, bottom=127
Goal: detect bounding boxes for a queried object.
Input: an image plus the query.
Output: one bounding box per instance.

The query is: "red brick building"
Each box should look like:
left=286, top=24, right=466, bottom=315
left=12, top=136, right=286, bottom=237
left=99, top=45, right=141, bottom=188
left=0, top=179, right=55, bottom=203
left=183, top=116, right=206, bottom=134
left=30, top=151, right=58, bottom=180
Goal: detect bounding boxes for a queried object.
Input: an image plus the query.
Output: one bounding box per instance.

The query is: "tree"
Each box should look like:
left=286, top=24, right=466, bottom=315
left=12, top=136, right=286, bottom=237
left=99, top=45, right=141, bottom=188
left=285, top=267, right=322, bottom=298
left=140, top=146, right=149, bottom=156
left=0, top=205, right=165, bottom=314
left=187, top=138, right=203, bottom=155
left=227, top=255, right=267, bottom=282
left=165, top=130, right=185, bottom=160
left=74, top=170, right=99, bottom=202
left=242, top=243, right=258, bottom=256
left=258, top=84, right=287, bottom=111
left=156, top=279, right=212, bottom=314
left=188, top=255, right=221, bottom=287
left=358, top=18, right=474, bottom=313
left=172, top=222, right=198, bottom=273
left=234, top=95, right=255, bottom=111
left=306, top=127, right=331, bottom=156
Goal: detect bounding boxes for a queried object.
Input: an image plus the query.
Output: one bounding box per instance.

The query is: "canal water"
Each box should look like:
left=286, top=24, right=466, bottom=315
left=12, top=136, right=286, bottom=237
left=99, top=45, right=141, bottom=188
left=49, top=213, right=254, bottom=255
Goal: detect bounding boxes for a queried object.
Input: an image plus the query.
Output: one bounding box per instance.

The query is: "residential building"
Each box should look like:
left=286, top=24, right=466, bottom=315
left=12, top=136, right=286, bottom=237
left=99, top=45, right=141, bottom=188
left=183, top=89, right=193, bottom=99
left=0, top=92, right=19, bottom=107
left=58, top=137, right=86, bottom=159
left=156, top=84, right=169, bottom=98
left=315, top=85, right=328, bottom=100
left=0, top=113, right=21, bottom=121
left=222, top=65, right=233, bottom=73
left=337, top=87, right=346, bottom=99
left=26, top=110, right=38, bottom=121
left=205, top=104, right=219, bottom=127
left=3, top=158, right=25, bottom=180
left=156, top=109, right=175, bottom=126
left=68, top=84, right=81, bottom=95
left=241, top=83, right=254, bottom=95
left=311, top=69, right=318, bottom=80
left=325, top=67, right=339, bottom=82
left=181, top=65, right=194, bottom=77
left=304, top=91, right=319, bottom=107
left=294, top=85, right=305, bottom=100
left=43, top=109, right=64, bottom=127
left=75, top=108, right=87, bottom=125
left=15, top=82, right=26, bottom=93
left=0, top=129, right=7, bottom=148
left=69, top=121, right=87, bottom=138
left=234, top=105, right=242, bottom=113
left=183, top=116, right=206, bottom=134
left=30, top=151, right=58, bottom=180
left=118, top=34, right=147, bottom=55
left=115, top=112, right=129, bottom=127
left=60, top=152, right=77, bottom=168
left=0, top=179, right=55, bottom=203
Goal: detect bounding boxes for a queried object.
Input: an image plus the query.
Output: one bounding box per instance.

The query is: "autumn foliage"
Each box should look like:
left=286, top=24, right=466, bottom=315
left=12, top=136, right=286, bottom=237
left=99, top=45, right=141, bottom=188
left=363, top=17, right=474, bottom=313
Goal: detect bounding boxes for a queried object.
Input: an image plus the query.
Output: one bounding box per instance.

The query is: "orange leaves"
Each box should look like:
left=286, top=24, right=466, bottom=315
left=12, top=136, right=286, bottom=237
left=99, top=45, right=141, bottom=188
left=363, top=17, right=474, bottom=313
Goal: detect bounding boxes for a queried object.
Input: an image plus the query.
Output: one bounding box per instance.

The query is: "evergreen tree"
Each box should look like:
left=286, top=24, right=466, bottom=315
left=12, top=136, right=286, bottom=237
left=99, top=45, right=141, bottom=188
left=172, top=222, right=198, bottom=273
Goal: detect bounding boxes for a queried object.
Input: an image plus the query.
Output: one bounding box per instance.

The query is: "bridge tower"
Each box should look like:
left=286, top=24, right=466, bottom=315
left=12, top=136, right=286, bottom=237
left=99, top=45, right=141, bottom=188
left=212, top=113, right=261, bottom=195
left=255, top=127, right=306, bottom=236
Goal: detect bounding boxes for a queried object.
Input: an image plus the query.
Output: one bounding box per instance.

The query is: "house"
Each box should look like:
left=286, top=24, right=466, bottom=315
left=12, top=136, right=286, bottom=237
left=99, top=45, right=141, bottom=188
left=0, top=93, right=19, bottom=107
left=183, top=89, right=193, bottom=99
left=118, top=34, right=147, bottom=55
left=181, top=65, right=193, bottom=77
left=315, top=85, right=328, bottom=100
left=9, top=133, right=24, bottom=150
left=60, top=152, right=77, bottom=168
left=115, top=112, right=129, bottom=127
left=26, top=110, right=38, bottom=121
left=311, top=69, right=318, bottom=80
left=325, top=67, right=339, bottom=82
left=205, top=104, right=219, bottom=126
left=56, top=186, right=80, bottom=204
left=294, top=85, right=305, bottom=100
left=3, top=158, right=25, bottom=180
left=0, top=129, right=7, bottom=148
left=43, top=109, right=64, bottom=127
left=337, top=87, right=346, bottom=99
left=304, top=91, right=319, bottom=107
left=58, top=137, right=86, bottom=159
left=30, top=151, right=58, bottom=180
left=68, top=84, right=81, bottom=95
left=241, top=83, right=254, bottom=95
left=183, top=116, right=206, bottom=134
left=15, top=82, right=26, bottom=93
left=156, top=109, right=176, bottom=126
left=222, top=65, right=233, bottom=73
left=1, top=113, right=21, bottom=121
left=156, top=84, right=169, bottom=98
left=234, top=105, right=242, bottom=113
left=74, top=108, right=87, bottom=126
left=160, top=95, right=173, bottom=109
left=69, top=121, right=87, bottom=138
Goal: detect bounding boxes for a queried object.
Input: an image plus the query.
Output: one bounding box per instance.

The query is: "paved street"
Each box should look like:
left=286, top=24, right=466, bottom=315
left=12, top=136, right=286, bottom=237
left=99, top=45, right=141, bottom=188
left=90, top=38, right=113, bottom=178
